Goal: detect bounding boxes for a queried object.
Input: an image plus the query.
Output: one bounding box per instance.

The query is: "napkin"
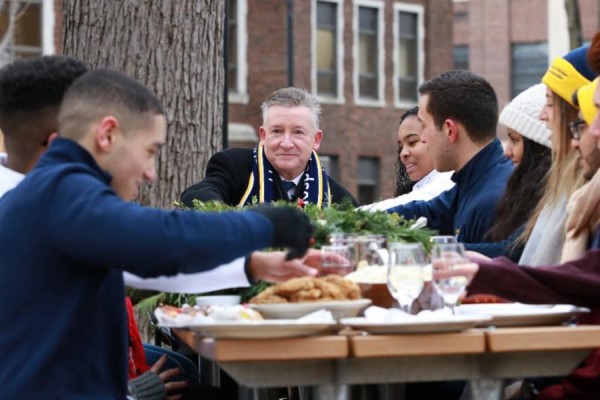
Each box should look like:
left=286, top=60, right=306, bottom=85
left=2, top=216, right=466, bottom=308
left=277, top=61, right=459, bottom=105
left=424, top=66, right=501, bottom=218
left=363, top=306, right=453, bottom=322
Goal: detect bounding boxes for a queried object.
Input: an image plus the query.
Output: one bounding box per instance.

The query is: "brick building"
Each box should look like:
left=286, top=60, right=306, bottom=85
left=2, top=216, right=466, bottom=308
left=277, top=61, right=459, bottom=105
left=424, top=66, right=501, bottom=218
left=228, top=0, right=453, bottom=204
left=453, top=0, right=599, bottom=121
left=0, top=0, right=453, bottom=204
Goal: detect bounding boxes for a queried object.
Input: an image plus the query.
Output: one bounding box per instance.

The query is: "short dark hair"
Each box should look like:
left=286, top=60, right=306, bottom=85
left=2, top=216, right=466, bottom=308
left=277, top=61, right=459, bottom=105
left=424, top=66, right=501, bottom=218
left=58, top=68, right=164, bottom=140
left=418, top=70, right=498, bottom=143
left=0, top=56, right=88, bottom=158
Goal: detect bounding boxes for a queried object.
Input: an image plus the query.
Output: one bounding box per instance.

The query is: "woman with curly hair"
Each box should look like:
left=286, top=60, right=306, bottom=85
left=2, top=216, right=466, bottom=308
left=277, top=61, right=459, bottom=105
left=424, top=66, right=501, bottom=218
left=361, top=106, right=454, bottom=211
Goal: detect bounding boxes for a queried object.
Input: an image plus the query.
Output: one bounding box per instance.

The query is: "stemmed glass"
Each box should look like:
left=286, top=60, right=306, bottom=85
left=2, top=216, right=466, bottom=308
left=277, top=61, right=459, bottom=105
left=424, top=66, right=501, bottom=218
left=320, top=244, right=353, bottom=276
left=387, top=243, right=426, bottom=313
left=431, top=242, right=469, bottom=313
left=430, top=235, right=457, bottom=244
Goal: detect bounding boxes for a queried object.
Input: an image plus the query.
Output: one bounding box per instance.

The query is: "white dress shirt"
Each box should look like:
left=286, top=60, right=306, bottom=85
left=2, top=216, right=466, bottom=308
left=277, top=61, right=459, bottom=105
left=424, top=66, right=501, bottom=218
left=360, top=170, right=455, bottom=212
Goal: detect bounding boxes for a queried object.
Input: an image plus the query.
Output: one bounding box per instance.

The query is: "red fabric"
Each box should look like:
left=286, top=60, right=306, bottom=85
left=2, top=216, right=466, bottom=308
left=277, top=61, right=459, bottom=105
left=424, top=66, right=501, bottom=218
left=125, top=296, right=150, bottom=379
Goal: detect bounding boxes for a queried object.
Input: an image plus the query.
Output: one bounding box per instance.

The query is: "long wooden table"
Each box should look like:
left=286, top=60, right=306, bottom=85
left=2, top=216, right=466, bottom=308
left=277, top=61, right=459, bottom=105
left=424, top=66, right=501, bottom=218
left=175, top=325, right=600, bottom=400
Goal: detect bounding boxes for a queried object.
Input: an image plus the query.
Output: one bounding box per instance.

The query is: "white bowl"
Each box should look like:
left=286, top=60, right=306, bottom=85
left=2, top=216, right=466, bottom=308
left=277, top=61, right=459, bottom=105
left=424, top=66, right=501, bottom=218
left=196, top=295, right=241, bottom=307
left=249, top=299, right=372, bottom=320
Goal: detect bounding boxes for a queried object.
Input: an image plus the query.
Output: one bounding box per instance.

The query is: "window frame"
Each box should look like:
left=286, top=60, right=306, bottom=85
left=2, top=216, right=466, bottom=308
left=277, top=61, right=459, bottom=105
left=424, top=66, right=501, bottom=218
left=511, top=42, right=548, bottom=99
left=357, top=156, right=380, bottom=204
left=0, top=0, right=54, bottom=64
left=311, top=0, right=345, bottom=105
left=353, top=0, right=385, bottom=107
left=392, top=2, right=424, bottom=109
left=227, top=0, right=248, bottom=104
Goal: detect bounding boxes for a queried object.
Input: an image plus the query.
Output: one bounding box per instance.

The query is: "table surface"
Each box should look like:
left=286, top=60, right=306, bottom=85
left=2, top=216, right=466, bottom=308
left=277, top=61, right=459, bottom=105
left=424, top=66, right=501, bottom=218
left=173, top=325, right=600, bottom=389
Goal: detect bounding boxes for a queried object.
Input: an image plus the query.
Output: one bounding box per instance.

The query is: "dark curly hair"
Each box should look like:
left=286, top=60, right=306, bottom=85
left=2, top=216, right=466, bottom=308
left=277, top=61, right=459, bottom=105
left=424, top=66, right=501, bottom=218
left=394, top=106, right=419, bottom=197
left=486, top=137, right=551, bottom=241
left=0, top=56, right=88, bottom=163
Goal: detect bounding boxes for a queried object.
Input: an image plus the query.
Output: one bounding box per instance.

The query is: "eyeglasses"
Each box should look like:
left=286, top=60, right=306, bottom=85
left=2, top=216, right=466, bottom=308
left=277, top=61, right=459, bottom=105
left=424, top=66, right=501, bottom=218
left=568, top=119, right=587, bottom=140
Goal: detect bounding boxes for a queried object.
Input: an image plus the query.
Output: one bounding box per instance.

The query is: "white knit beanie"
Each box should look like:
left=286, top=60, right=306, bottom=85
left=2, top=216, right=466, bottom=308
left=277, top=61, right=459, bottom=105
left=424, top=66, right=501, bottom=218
left=498, top=83, right=552, bottom=148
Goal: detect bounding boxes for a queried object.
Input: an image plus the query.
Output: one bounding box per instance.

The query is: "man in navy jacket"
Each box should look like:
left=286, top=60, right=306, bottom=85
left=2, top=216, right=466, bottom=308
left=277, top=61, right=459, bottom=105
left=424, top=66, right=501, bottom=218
left=387, top=70, right=513, bottom=243
left=0, top=69, right=312, bottom=399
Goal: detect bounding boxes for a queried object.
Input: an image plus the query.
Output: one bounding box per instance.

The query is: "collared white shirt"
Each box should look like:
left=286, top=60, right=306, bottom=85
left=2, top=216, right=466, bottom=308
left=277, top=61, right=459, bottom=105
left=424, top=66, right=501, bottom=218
left=360, top=170, right=455, bottom=212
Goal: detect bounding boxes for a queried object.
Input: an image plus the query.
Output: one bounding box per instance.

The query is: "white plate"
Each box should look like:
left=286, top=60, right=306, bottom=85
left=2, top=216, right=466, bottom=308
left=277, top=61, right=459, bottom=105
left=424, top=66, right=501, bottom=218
left=249, top=299, right=372, bottom=320
left=167, top=320, right=336, bottom=339
left=340, top=315, right=492, bottom=334
left=457, top=303, right=588, bottom=327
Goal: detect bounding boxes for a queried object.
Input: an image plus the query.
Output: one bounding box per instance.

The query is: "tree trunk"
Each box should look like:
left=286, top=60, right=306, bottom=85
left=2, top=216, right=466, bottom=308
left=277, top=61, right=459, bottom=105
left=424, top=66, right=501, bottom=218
left=565, top=0, right=582, bottom=49
left=62, top=0, right=224, bottom=208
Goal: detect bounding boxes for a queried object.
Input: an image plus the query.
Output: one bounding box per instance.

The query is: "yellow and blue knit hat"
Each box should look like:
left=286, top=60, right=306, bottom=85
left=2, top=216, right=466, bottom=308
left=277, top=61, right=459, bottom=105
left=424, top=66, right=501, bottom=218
left=542, top=45, right=596, bottom=106
left=575, top=78, right=599, bottom=126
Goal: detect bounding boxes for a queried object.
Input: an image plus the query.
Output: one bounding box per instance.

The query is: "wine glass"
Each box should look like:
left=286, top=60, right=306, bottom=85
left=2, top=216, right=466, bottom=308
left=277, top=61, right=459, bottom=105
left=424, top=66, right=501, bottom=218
left=431, top=242, right=469, bottom=313
left=387, top=243, right=426, bottom=313
left=320, top=244, right=353, bottom=276
left=430, top=235, right=457, bottom=244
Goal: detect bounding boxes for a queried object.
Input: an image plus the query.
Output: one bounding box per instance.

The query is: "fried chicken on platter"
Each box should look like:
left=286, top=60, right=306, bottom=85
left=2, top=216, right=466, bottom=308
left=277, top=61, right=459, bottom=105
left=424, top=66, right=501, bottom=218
left=249, top=275, right=361, bottom=304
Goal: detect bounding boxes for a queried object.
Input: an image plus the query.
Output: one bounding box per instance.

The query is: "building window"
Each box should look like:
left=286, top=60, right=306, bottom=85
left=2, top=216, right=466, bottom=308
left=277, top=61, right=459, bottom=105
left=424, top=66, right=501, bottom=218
left=453, top=45, right=469, bottom=70
left=357, top=157, right=379, bottom=204
left=227, top=0, right=248, bottom=103
left=0, top=0, right=54, bottom=65
left=511, top=42, right=548, bottom=98
left=354, top=1, right=384, bottom=105
left=393, top=3, right=424, bottom=106
left=319, top=154, right=339, bottom=181
left=313, top=0, right=342, bottom=101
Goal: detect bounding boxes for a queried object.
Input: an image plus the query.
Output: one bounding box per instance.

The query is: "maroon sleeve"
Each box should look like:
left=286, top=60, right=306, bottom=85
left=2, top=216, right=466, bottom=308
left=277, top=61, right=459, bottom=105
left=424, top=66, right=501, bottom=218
left=468, top=250, right=600, bottom=308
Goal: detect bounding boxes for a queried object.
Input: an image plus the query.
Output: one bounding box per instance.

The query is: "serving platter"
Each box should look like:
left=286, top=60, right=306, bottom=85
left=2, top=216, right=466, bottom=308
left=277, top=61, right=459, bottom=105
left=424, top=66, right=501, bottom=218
left=168, top=320, right=336, bottom=339
left=457, top=303, right=588, bottom=327
left=340, top=314, right=491, bottom=334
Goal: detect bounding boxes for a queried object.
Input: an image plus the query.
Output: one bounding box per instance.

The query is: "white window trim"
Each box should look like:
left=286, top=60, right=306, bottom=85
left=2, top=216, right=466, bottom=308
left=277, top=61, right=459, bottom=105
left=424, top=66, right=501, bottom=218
left=229, top=0, right=249, bottom=104
left=42, top=0, right=55, bottom=54
left=311, top=0, right=345, bottom=105
left=393, top=2, right=424, bottom=109
left=353, top=0, right=385, bottom=108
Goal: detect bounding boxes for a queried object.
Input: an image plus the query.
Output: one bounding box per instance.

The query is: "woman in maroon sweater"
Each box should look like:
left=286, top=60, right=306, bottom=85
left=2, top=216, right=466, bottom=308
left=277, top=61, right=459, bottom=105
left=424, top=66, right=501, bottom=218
left=437, top=248, right=600, bottom=399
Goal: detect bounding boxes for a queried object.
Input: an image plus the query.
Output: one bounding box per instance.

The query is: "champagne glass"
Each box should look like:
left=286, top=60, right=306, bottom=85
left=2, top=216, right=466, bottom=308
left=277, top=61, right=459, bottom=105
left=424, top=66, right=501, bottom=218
left=387, top=243, right=426, bottom=313
left=431, top=242, right=469, bottom=313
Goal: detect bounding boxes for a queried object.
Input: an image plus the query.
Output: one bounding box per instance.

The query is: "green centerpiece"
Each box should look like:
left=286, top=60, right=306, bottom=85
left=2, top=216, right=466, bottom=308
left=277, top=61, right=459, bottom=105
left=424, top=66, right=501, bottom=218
left=129, top=199, right=434, bottom=308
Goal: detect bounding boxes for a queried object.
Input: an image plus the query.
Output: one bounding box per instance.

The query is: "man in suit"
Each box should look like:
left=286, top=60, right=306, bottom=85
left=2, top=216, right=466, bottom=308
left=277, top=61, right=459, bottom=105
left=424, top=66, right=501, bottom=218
left=181, top=87, right=358, bottom=208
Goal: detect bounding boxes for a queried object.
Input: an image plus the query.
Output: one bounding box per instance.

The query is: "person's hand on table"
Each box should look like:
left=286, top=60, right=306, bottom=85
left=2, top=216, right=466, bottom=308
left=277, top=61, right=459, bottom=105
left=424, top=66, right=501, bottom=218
left=151, top=354, right=189, bottom=400
left=432, top=260, right=479, bottom=285
left=248, top=250, right=319, bottom=282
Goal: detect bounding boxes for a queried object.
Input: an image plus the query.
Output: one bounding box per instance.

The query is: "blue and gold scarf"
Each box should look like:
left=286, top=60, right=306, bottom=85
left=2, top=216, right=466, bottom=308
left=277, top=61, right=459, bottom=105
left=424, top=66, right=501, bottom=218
left=238, top=144, right=331, bottom=208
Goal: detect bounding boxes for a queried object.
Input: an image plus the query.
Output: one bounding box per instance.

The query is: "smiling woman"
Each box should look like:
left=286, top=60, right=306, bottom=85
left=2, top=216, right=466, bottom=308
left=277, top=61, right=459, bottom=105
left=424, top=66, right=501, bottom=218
left=359, top=106, right=454, bottom=212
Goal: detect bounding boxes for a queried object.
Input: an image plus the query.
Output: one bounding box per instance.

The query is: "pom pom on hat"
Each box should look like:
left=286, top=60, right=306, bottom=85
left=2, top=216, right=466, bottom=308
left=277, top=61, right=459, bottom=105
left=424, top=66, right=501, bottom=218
left=542, top=45, right=596, bottom=106
left=576, top=78, right=599, bottom=126
left=499, top=83, right=552, bottom=148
